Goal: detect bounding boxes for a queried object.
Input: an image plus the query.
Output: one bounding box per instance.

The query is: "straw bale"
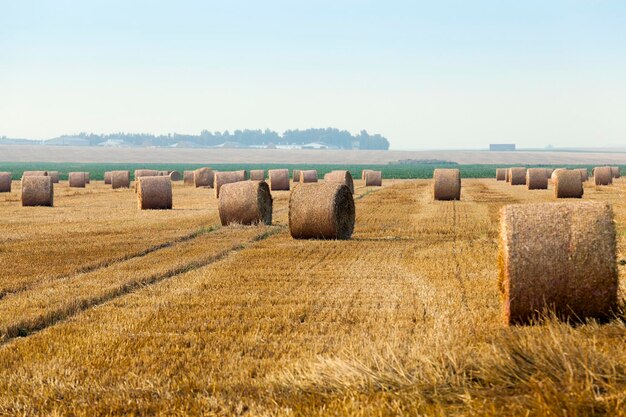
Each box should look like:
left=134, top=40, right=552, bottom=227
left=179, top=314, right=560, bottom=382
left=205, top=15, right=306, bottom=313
left=365, top=170, right=382, bottom=186
left=496, top=168, right=506, bottom=181
left=554, top=170, right=583, bottom=198
left=611, top=166, right=620, bottom=178
left=433, top=169, right=461, bottom=200
left=526, top=168, right=548, bottom=190
left=111, top=170, right=131, bottom=189
left=362, top=169, right=373, bottom=180
left=68, top=172, right=86, bottom=188
left=0, top=172, right=11, bottom=192
left=104, top=171, right=112, bottom=184
left=268, top=169, right=290, bottom=191
left=300, top=170, right=318, bottom=183
left=169, top=171, right=181, bottom=181
left=21, top=176, right=53, bottom=207
left=509, top=167, right=526, bottom=185
left=194, top=167, right=214, bottom=187
left=293, top=169, right=301, bottom=183
left=218, top=181, right=273, bottom=226
left=48, top=171, right=59, bottom=183
left=22, top=171, right=48, bottom=180
left=137, top=176, right=172, bottom=209
left=250, top=170, right=265, bottom=181
left=594, top=167, right=613, bottom=185
left=214, top=171, right=243, bottom=198
left=575, top=168, right=589, bottom=182
left=323, top=170, right=354, bottom=193
left=505, top=168, right=510, bottom=182
left=183, top=170, right=194, bottom=186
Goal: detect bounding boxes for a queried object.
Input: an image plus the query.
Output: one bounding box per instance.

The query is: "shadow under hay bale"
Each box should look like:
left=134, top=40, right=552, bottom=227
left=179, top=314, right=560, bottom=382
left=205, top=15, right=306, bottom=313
left=365, top=170, right=382, bottom=186
left=269, top=169, right=290, bottom=191
left=194, top=167, right=214, bottom=188
left=183, top=171, right=194, bottom=186
left=250, top=170, right=265, bottom=181
left=169, top=171, right=181, bottom=181
left=555, top=170, right=583, bottom=198
left=433, top=168, right=461, bottom=200
left=68, top=172, right=86, bottom=188
left=218, top=181, right=273, bottom=226
left=526, top=168, right=548, bottom=190
left=137, top=176, right=172, bottom=210
left=111, top=171, right=131, bottom=189
left=0, top=172, right=11, bottom=193
left=594, top=167, right=613, bottom=186
left=496, top=168, right=506, bottom=181
left=300, top=170, right=318, bottom=183
left=214, top=171, right=243, bottom=198
left=289, top=183, right=355, bottom=240
left=324, top=170, right=354, bottom=194
left=509, top=167, right=526, bottom=185
left=499, top=201, right=617, bottom=325
left=104, top=171, right=112, bottom=184
left=21, top=176, right=53, bottom=207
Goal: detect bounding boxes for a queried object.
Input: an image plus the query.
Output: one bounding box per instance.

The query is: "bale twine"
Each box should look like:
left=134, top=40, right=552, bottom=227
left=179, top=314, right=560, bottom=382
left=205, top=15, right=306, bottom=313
left=496, top=168, right=506, bottom=181
left=268, top=169, right=290, bottom=191
left=499, top=201, right=617, bottom=325
left=324, top=170, right=354, bottom=194
left=0, top=172, right=11, bottom=193
left=169, top=171, right=181, bottom=181
left=509, top=168, right=526, bottom=185
left=293, top=169, right=301, bottom=183
left=214, top=171, right=243, bottom=198
left=433, top=169, right=461, bottom=200
left=611, top=166, right=620, bottom=178
left=111, top=170, right=131, bottom=189
left=22, top=171, right=48, bottom=180
left=594, top=167, right=613, bottom=185
left=48, top=171, right=60, bottom=183
left=137, top=176, right=172, bottom=210
left=250, top=170, right=265, bottom=181
left=104, top=171, right=112, bottom=184
left=194, top=167, right=214, bottom=188
left=575, top=168, right=589, bottom=182
left=300, top=170, right=318, bottom=183
left=526, top=168, right=548, bottom=190
left=554, top=170, right=583, bottom=198
left=68, top=172, right=86, bottom=188
left=218, top=181, right=273, bottom=226
left=289, top=183, right=355, bottom=240
left=365, top=170, right=382, bottom=186
left=183, top=170, right=194, bottom=186
left=21, top=176, right=53, bottom=207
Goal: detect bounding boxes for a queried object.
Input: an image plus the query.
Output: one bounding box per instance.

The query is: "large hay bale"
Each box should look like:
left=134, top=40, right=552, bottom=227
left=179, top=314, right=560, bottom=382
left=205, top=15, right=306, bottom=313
left=183, top=170, right=194, bottom=186
left=137, top=176, right=172, bottom=210
left=499, top=201, right=617, bottom=325
left=111, top=170, right=131, bottom=189
left=362, top=169, right=373, bottom=180
left=134, top=169, right=159, bottom=192
left=236, top=170, right=248, bottom=181
left=194, top=167, right=214, bottom=188
left=611, top=166, right=620, bottom=178
left=365, top=170, right=382, bottom=186
left=68, top=172, right=86, bottom=188
left=324, top=170, right=354, bottom=194
left=505, top=168, right=510, bottom=183
left=509, top=167, right=527, bottom=185
left=289, top=183, right=355, bottom=240
left=293, top=169, right=301, bottom=183
left=268, top=169, right=290, bottom=191
left=214, top=171, right=243, bottom=198
left=554, top=170, right=583, bottom=198
left=550, top=168, right=566, bottom=182
left=83, top=172, right=90, bottom=184
left=433, top=169, right=461, bottom=200
left=21, top=176, right=53, bottom=207
left=526, top=168, right=548, bottom=190
left=104, top=171, right=112, bottom=184
left=22, top=171, right=48, bottom=180
left=300, top=170, right=318, bottom=183
left=48, top=171, right=60, bottom=183
left=218, top=181, right=273, bottom=226
left=0, top=172, right=11, bottom=193
left=496, top=168, right=506, bottom=181
left=575, top=168, right=589, bottom=182
left=169, top=171, right=181, bottom=181
left=594, top=167, right=613, bottom=185
left=250, top=170, right=265, bottom=181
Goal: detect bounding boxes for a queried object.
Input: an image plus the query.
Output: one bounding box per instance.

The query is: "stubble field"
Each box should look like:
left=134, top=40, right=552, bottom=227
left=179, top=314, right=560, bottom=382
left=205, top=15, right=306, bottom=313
left=0, top=177, right=625, bottom=416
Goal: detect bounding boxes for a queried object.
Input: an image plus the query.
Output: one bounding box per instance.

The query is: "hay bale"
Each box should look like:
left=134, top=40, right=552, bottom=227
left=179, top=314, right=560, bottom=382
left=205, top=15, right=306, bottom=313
left=289, top=183, right=355, bottom=240
left=169, top=171, right=181, bottom=181
left=218, top=181, right=273, bottom=226
left=300, top=170, right=318, bottom=183
left=526, top=168, right=548, bottom=190
left=433, top=169, right=461, bottom=200
left=293, top=169, right=301, bottom=183
left=611, top=166, right=620, bottom=178
left=104, top=171, right=112, bottom=184
left=496, top=168, right=506, bottom=181
left=111, top=170, right=131, bottom=189
left=324, top=170, right=354, bottom=194
left=68, top=172, right=86, bottom=188
left=250, top=170, right=265, bottom=181
left=594, top=167, right=613, bottom=185
left=48, top=171, right=60, bottom=183
left=137, top=176, right=172, bottom=210
left=509, top=167, right=527, bottom=185
left=21, top=176, right=53, bottom=207
left=214, top=171, right=243, bottom=198
left=499, top=201, right=617, bottom=325
left=362, top=169, right=373, bottom=180
left=156, top=170, right=169, bottom=176
left=194, top=167, right=214, bottom=188
left=183, top=170, right=194, bottom=186
left=0, top=172, right=11, bottom=193
left=554, top=170, right=583, bottom=198
left=575, top=168, right=589, bottom=182
left=505, top=168, right=510, bottom=183
left=268, top=169, right=290, bottom=191
left=22, top=171, right=48, bottom=180
left=365, top=170, right=382, bottom=186
left=236, top=170, right=248, bottom=181
left=550, top=168, right=566, bottom=182
left=83, top=172, right=90, bottom=184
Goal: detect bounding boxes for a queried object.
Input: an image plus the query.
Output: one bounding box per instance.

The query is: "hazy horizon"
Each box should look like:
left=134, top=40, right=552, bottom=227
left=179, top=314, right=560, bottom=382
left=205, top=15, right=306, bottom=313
left=2, top=1, right=625, bottom=150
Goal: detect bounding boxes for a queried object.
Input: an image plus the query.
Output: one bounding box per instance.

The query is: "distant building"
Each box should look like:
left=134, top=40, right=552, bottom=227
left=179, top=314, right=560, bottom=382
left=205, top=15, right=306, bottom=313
left=301, top=142, right=339, bottom=150
left=489, top=144, right=516, bottom=151
left=45, top=136, right=90, bottom=146
left=98, top=139, right=128, bottom=147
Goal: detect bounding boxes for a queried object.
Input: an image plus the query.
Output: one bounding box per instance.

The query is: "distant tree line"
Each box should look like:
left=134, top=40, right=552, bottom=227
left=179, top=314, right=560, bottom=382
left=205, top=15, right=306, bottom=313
left=62, top=128, right=390, bottom=150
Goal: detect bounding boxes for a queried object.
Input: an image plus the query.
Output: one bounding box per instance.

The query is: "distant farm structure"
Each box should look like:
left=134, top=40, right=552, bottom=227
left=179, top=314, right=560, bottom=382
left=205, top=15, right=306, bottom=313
left=490, top=143, right=516, bottom=151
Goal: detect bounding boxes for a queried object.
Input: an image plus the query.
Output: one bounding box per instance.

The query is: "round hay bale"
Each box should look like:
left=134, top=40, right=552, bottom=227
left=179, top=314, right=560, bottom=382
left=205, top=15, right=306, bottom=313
left=183, top=170, right=194, bottom=186
left=268, top=169, right=290, bottom=191
left=554, top=170, right=583, bottom=198
left=111, top=170, right=131, bottom=189
left=293, top=169, right=301, bottom=183
left=550, top=168, right=566, bottom=182
left=289, top=183, right=355, bottom=240
left=169, top=171, right=181, bottom=181
left=496, top=168, right=506, bottom=181
left=575, top=168, right=589, bottom=182
left=214, top=171, right=243, bottom=198
left=157, top=170, right=169, bottom=176
left=433, top=168, right=461, bottom=200
left=509, top=168, right=527, bottom=185
left=134, top=169, right=159, bottom=192
left=104, top=171, right=112, bottom=184
left=68, top=172, right=86, bottom=188
left=362, top=169, right=373, bottom=181
left=250, top=170, right=265, bottom=181
left=0, top=172, right=12, bottom=193
left=48, top=171, right=60, bottom=183
left=300, top=170, right=318, bottom=183
left=83, top=172, right=90, bottom=184
left=594, top=167, right=613, bottom=185
left=526, top=168, right=548, bottom=190
left=499, top=201, right=617, bottom=325
left=22, top=171, right=48, bottom=180
left=505, top=168, right=510, bottom=183
left=137, top=176, right=172, bottom=210
left=365, top=170, right=382, bottom=187
left=236, top=170, right=247, bottom=181
left=21, top=176, right=53, bottom=207
left=324, top=170, right=354, bottom=194
left=194, top=167, right=214, bottom=188
left=611, top=166, right=620, bottom=178
left=218, top=180, right=273, bottom=226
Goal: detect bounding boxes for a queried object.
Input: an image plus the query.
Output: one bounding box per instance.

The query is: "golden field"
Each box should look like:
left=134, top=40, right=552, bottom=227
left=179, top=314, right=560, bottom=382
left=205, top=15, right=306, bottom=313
left=0, top=178, right=625, bottom=416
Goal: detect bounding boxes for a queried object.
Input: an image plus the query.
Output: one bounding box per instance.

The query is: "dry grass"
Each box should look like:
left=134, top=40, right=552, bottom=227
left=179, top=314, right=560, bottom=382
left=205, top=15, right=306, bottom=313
left=0, top=178, right=623, bottom=415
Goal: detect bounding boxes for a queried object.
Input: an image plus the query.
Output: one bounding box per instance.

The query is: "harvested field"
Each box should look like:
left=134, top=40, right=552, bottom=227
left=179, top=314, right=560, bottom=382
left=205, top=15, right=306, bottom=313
left=0, top=176, right=624, bottom=415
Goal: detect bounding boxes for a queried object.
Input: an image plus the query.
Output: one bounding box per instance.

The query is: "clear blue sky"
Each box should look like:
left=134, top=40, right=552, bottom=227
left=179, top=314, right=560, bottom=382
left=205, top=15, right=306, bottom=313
left=1, top=0, right=625, bottom=149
